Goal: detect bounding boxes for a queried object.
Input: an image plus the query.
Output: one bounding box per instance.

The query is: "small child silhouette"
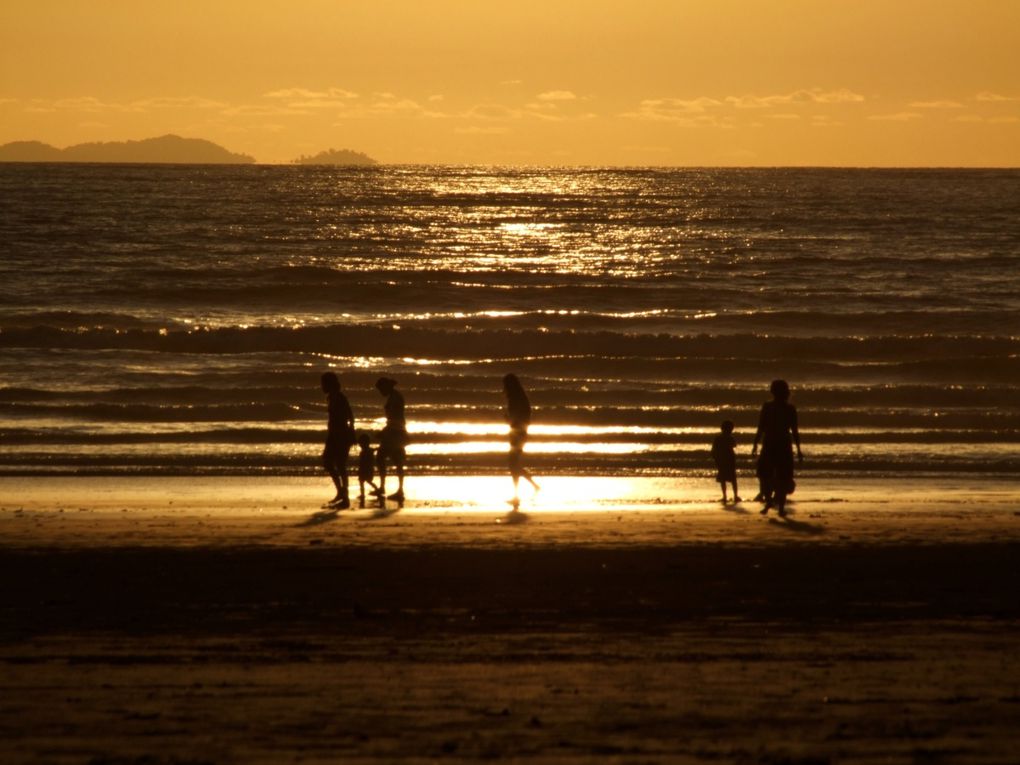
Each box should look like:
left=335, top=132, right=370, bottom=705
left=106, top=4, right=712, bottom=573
left=711, top=420, right=741, bottom=504
left=356, top=432, right=380, bottom=507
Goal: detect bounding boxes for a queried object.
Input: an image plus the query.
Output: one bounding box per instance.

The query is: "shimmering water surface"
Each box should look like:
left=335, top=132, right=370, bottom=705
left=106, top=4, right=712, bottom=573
left=1, top=165, right=1018, bottom=478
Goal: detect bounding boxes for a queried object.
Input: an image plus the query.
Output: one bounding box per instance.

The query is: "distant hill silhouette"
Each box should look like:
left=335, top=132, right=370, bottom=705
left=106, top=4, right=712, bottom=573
left=292, top=148, right=378, bottom=166
left=0, top=135, right=255, bottom=164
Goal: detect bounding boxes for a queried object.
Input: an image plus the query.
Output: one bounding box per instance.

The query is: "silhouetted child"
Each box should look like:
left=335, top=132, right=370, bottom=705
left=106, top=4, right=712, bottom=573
left=356, top=432, right=380, bottom=507
left=711, top=420, right=740, bottom=503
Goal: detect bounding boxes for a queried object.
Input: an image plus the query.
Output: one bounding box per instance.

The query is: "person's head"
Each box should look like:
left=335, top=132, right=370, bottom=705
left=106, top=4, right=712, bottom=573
left=321, top=371, right=340, bottom=394
left=769, top=379, right=790, bottom=402
left=721, top=419, right=734, bottom=434
left=357, top=432, right=371, bottom=449
left=503, top=373, right=524, bottom=398
left=375, top=377, right=397, bottom=396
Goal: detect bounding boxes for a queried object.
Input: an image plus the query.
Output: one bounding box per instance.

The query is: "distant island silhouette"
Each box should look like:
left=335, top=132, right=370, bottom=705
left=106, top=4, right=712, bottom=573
left=0, top=134, right=255, bottom=164
left=292, top=148, right=378, bottom=166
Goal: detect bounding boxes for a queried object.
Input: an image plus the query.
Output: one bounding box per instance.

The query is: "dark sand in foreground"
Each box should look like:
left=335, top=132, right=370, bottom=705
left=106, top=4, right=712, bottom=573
left=1, top=476, right=1019, bottom=764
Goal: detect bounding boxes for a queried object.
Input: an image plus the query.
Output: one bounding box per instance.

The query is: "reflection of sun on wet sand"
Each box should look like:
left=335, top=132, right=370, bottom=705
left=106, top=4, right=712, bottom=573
left=1, top=474, right=1018, bottom=547
left=1, top=475, right=1018, bottom=762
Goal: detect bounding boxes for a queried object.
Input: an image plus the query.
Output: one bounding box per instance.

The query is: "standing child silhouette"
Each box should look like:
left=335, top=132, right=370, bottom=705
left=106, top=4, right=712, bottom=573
left=356, top=432, right=379, bottom=507
left=711, top=420, right=740, bottom=503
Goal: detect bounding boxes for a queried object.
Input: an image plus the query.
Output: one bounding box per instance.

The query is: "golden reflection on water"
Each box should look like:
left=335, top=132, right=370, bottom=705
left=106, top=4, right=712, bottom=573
left=401, top=421, right=705, bottom=437
left=414, top=441, right=660, bottom=456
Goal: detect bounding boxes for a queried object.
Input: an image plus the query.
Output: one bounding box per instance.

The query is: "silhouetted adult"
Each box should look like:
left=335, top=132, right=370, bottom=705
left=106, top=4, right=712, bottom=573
left=375, top=377, right=408, bottom=503
left=751, top=379, right=803, bottom=517
left=321, top=371, right=356, bottom=508
left=503, top=373, right=540, bottom=508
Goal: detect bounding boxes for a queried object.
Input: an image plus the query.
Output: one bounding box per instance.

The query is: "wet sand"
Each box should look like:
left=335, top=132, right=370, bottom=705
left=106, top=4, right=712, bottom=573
left=1, top=476, right=1019, bottom=764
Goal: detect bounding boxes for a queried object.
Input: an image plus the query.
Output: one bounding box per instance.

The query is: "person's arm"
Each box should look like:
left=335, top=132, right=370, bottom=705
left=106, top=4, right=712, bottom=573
left=340, top=394, right=355, bottom=431
left=334, top=395, right=354, bottom=432
left=791, top=408, right=799, bottom=461
left=790, top=405, right=802, bottom=462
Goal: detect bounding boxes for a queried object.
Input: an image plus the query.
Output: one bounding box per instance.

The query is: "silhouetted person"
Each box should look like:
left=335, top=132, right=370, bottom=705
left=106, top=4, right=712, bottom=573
left=375, top=377, right=408, bottom=503
left=321, top=371, right=355, bottom=508
left=751, top=379, right=803, bottom=517
left=356, top=432, right=379, bottom=508
left=503, top=373, right=540, bottom=508
left=712, top=419, right=740, bottom=503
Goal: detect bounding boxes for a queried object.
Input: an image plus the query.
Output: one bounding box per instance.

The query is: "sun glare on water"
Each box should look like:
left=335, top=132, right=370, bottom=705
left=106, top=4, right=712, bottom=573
left=407, top=475, right=696, bottom=513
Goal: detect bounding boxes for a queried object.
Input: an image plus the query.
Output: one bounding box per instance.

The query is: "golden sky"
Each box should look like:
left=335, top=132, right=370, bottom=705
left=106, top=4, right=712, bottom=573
left=2, top=0, right=1019, bottom=165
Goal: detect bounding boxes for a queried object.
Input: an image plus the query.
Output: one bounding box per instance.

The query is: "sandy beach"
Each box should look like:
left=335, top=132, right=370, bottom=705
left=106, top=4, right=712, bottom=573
left=0, top=476, right=1018, bottom=764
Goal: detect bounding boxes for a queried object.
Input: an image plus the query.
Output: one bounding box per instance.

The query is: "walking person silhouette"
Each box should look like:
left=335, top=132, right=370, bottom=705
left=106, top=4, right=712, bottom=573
left=320, top=371, right=356, bottom=509
left=503, top=373, right=539, bottom=509
left=375, top=377, right=408, bottom=504
left=751, top=379, right=803, bottom=517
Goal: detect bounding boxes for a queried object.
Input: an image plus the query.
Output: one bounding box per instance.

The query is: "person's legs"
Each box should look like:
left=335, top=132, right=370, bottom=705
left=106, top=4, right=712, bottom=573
left=336, top=444, right=351, bottom=507
left=758, top=454, right=775, bottom=513
left=505, top=446, right=522, bottom=499
left=508, top=429, right=537, bottom=498
left=376, top=446, right=388, bottom=498
left=755, top=455, right=770, bottom=504
left=324, top=457, right=342, bottom=497
left=521, top=468, right=539, bottom=491
left=775, top=447, right=794, bottom=517
left=323, top=439, right=346, bottom=505
left=393, top=457, right=405, bottom=498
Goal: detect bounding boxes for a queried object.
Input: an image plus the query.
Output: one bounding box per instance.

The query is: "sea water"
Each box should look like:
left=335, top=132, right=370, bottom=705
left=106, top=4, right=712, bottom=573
left=1, top=165, right=1018, bottom=479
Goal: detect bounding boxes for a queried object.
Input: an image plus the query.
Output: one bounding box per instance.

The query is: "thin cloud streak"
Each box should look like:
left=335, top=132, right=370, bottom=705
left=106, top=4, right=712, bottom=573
left=622, top=88, right=865, bottom=122
left=909, top=100, right=964, bottom=109
left=975, top=91, right=1020, bottom=102
left=536, top=90, right=578, bottom=101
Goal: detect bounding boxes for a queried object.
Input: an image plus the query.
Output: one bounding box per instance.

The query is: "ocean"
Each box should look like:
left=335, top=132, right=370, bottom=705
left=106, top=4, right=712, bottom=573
left=1, top=164, right=1018, bottom=481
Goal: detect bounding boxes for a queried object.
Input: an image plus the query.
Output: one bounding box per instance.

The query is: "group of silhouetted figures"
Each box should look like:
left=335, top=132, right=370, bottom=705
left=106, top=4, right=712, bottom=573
left=320, top=372, right=536, bottom=511
left=321, top=372, right=801, bottom=516
left=711, top=378, right=803, bottom=517
left=320, top=374, right=408, bottom=510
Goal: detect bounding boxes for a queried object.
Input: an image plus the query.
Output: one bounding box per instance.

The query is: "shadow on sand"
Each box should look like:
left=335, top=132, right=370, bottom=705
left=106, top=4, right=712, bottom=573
left=497, top=509, right=529, bottom=525
left=296, top=508, right=342, bottom=527
left=365, top=504, right=401, bottom=520
left=722, top=501, right=751, bottom=515
left=767, top=515, right=826, bottom=535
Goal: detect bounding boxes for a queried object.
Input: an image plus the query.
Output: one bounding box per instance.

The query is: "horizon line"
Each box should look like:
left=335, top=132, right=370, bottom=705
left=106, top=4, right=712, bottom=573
left=2, top=160, right=1019, bottom=170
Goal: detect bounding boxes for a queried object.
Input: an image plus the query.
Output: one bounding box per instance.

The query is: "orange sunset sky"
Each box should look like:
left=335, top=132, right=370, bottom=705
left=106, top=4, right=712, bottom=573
left=2, top=0, right=1019, bottom=166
